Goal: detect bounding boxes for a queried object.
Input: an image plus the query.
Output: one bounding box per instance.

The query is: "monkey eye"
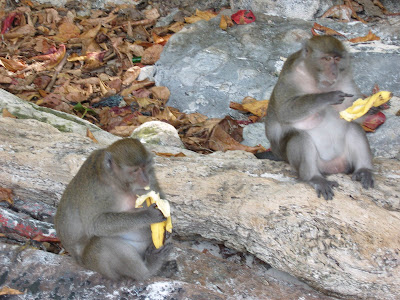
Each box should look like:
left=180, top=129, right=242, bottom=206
left=334, top=57, right=341, bottom=62
left=322, top=56, right=333, bottom=61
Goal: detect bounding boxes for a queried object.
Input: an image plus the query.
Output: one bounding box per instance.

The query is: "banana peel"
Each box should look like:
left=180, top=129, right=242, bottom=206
left=340, top=91, right=392, bottom=122
left=136, top=190, right=172, bottom=249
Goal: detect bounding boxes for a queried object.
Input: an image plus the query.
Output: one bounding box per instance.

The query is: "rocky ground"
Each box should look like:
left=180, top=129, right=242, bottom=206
left=1, top=0, right=400, bottom=299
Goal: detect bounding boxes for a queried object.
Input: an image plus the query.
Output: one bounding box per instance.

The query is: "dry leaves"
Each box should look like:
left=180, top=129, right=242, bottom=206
left=311, top=23, right=346, bottom=37
left=0, top=187, right=14, bottom=205
left=0, top=286, right=24, bottom=296
left=230, top=96, right=269, bottom=120
left=348, top=30, right=380, bottom=43
left=184, top=9, right=218, bottom=24
left=0, top=4, right=268, bottom=155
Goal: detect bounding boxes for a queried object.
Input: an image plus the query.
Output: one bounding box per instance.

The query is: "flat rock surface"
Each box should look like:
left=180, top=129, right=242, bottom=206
left=155, top=13, right=400, bottom=118
left=0, top=115, right=399, bottom=299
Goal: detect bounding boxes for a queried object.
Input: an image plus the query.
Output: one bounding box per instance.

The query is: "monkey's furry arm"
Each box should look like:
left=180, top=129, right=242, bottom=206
left=89, top=208, right=165, bottom=236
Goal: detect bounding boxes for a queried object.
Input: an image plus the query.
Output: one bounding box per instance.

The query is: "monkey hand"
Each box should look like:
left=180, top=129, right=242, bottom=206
left=352, top=168, right=374, bottom=189
left=145, top=241, right=173, bottom=258
left=146, top=204, right=167, bottom=224
left=322, top=91, right=353, bottom=105
left=136, top=191, right=173, bottom=249
left=145, top=242, right=173, bottom=269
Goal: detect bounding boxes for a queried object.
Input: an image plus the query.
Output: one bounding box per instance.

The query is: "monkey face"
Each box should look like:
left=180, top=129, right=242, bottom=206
left=303, top=36, right=349, bottom=89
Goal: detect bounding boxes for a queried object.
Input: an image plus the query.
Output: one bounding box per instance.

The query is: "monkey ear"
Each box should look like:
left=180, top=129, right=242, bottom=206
left=103, top=151, right=114, bottom=171
left=302, top=45, right=311, bottom=58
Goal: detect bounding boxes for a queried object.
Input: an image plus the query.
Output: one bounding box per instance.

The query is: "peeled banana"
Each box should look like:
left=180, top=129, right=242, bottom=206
left=339, top=91, right=392, bottom=122
left=136, top=190, right=172, bottom=249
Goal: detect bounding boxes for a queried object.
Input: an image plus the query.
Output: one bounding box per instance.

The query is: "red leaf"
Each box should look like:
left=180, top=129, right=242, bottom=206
left=362, top=111, right=386, bottom=132
left=1, top=12, right=18, bottom=34
left=231, top=10, right=256, bottom=25
left=32, top=44, right=66, bottom=69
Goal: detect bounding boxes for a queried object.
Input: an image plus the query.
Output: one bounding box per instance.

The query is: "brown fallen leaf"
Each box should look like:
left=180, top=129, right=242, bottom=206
left=348, top=30, right=380, bottom=43
left=321, top=5, right=353, bottom=22
left=311, top=23, right=346, bottom=37
left=0, top=57, right=27, bottom=72
left=79, top=23, right=101, bottom=40
left=110, top=125, right=138, bottom=137
left=230, top=97, right=269, bottom=118
left=150, top=86, right=170, bottom=102
left=2, top=24, right=35, bottom=39
left=343, top=0, right=367, bottom=23
left=145, top=8, right=160, bottom=20
left=86, top=128, right=98, bottom=143
left=32, top=44, right=66, bottom=70
left=2, top=108, right=16, bottom=119
left=0, top=286, right=24, bottom=296
left=155, top=152, right=186, bottom=157
left=51, top=21, right=80, bottom=43
left=185, top=9, right=218, bottom=24
left=0, top=187, right=14, bottom=205
left=141, top=44, right=163, bottom=65
left=208, top=117, right=266, bottom=153
left=195, top=9, right=218, bottom=21
left=219, top=15, right=234, bottom=30
left=0, top=74, right=13, bottom=84
left=168, top=21, right=185, bottom=33
left=80, top=14, right=117, bottom=26
left=152, top=31, right=172, bottom=45
left=120, top=80, right=155, bottom=97
left=122, top=66, right=141, bottom=85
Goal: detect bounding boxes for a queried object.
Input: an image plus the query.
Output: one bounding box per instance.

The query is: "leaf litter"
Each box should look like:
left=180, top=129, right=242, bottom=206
left=0, top=2, right=264, bottom=154
left=0, top=0, right=394, bottom=156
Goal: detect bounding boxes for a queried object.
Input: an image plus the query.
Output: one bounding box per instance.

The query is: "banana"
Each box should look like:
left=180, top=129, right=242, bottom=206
left=340, top=91, right=392, bottom=122
left=136, top=190, right=172, bottom=249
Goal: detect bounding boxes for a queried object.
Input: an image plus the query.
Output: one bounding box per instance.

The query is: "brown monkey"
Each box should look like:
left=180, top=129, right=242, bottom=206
left=257, top=36, right=374, bottom=200
left=55, top=138, right=171, bottom=281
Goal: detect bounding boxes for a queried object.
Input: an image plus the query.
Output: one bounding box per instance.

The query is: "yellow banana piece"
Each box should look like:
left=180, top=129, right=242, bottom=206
left=136, top=190, right=172, bottom=249
left=340, top=91, right=392, bottom=122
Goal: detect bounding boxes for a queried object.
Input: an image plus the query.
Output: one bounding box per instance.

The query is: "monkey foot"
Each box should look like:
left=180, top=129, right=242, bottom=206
left=352, top=168, right=374, bottom=189
left=309, top=176, right=339, bottom=201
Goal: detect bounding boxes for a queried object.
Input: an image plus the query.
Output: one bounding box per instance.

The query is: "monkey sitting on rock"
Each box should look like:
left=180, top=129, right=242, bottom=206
left=257, top=36, right=374, bottom=200
left=55, top=138, right=171, bottom=281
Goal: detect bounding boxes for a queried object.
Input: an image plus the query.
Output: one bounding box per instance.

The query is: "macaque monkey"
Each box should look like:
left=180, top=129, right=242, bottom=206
left=257, top=36, right=374, bottom=200
left=55, top=138, right=171, bottom=281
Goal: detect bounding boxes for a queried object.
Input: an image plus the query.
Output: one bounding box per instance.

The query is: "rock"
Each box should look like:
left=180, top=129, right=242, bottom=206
left=0, top=240, right=331, bottom=300
left=367, top=114, right=400, bottom=158
left=131, top=120, right=185, bottom=148
left=137, top=65, right=156, bottom=81
left=155, top=7, right=180, bottom=27
left=0, top=88, right=119, bottom=145
left=0, top=114, right=399, bottom=299
left=155, top=13, right=400, bottom=118
left=242, top=122, right=270, bottom=149
left=230, top=0, right=326, bottom=20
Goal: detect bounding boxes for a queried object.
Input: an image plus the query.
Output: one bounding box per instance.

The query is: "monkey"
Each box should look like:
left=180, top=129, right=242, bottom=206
left=55, top=138, right=172, bottom=281
left=256, top=36, right=374, bottom=200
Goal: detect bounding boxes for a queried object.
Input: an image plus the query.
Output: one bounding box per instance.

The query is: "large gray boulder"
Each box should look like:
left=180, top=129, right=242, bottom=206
left=155, top=13, right=400, bottom=118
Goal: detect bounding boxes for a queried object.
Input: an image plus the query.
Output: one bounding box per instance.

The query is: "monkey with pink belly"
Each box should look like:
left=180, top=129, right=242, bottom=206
left=257, top=36, right=374, bottom=200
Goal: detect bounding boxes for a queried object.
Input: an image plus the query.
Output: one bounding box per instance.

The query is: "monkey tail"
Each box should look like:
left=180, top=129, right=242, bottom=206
left=254, top=150, right=283, bottom=161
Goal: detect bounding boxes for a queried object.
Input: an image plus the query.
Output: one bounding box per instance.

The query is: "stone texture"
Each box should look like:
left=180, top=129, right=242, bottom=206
left=230, top=0, right=328, bottom=20
left=0, top=240, right=333, bottom=300
left=0, top=115, right=399, bottom=299
left=131, top=120, right=185, bottom=148
left=0, top=88, right=119, bottom=145
left=155, top=13, right=400, bottom=118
